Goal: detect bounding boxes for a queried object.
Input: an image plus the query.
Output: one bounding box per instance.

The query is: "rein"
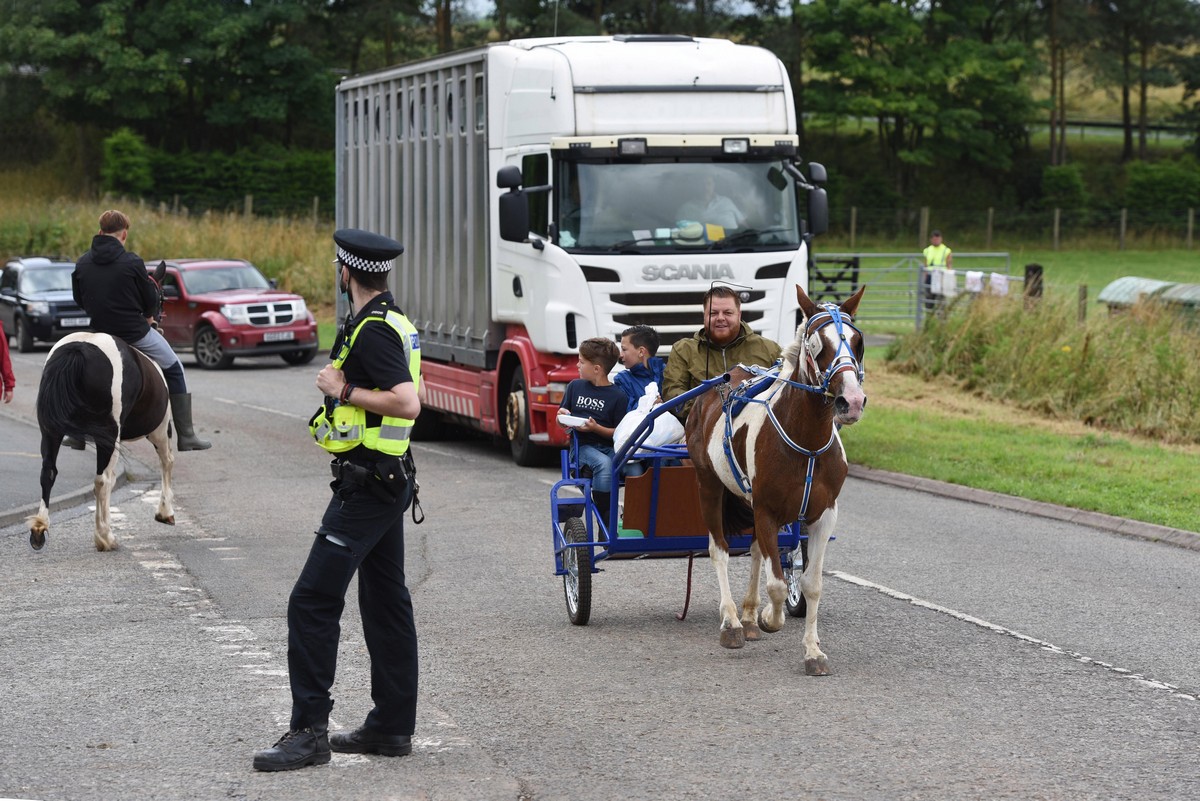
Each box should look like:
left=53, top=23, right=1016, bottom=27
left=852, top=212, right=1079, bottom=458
left=718, top=303, right=865, bottom=518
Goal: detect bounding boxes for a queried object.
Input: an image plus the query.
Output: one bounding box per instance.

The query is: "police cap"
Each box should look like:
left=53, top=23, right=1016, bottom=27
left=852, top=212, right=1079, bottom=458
left=333, top=228, right=404, bottom=272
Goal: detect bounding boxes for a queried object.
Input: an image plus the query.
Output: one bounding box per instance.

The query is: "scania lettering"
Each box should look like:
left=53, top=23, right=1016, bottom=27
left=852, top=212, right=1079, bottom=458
left=642, top=264, right=736, bottom=282
left=336, top=35, right=828, bottom=466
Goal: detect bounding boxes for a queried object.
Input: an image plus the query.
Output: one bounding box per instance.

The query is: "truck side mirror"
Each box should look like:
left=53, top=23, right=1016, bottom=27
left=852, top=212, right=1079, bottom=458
left=807, top=187, right=829, bottom=237
left=497, top=165, right=530, bottom=243
left=499, top=190, right=530, bottom=243
left=807, top=162, right=828, bottom=186
left=162, top=285, right=180, bottom=299
left=497, top=165, right=523, bottom=189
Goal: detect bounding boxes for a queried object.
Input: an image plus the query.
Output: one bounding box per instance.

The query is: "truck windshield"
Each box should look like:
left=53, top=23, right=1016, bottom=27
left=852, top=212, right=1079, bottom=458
left=556, top=160, right=802, bottom=252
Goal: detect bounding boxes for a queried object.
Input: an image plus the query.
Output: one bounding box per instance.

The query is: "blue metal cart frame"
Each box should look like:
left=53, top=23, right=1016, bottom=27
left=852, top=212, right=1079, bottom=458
left=550, top=373, right=809, bottom=625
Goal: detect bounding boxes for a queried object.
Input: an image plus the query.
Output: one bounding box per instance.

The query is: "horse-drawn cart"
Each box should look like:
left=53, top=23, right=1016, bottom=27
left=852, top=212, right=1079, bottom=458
left=550, top=374, right=809, bottom=626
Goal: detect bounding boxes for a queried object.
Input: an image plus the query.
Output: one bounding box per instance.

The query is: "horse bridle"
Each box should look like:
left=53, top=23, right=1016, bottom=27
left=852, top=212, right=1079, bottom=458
left=800, top=303, right=865, bottom=395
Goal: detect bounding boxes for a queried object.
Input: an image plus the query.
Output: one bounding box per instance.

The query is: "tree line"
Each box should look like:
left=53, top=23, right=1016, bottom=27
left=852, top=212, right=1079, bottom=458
left=2, top=0, right=1199, bottom=214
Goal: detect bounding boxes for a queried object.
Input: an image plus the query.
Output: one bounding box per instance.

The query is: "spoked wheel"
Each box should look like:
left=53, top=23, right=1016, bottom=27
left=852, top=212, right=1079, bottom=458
left=785, top=541, right=808, bottom=618
left=563, top=517, right=592, bottom=626
left=193, top=326, right=233, bottom=369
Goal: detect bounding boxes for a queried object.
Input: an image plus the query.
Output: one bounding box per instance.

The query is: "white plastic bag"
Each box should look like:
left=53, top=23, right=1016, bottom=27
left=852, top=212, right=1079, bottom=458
left=613, top=382, right=685, bottom=453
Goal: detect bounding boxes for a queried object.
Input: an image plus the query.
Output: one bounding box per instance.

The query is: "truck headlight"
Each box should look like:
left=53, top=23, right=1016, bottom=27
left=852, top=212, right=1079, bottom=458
left=25, top=301, right=50, bottom=316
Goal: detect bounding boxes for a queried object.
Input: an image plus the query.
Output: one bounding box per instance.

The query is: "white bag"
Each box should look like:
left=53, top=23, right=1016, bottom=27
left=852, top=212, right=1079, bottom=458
left=613, top=382, right=685, bottom=453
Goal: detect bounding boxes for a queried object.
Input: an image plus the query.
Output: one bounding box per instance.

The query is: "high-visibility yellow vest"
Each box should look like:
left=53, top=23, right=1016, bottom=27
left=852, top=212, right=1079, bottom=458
left=923, top=243, right=952, bottom=268
left=309, top=306, right=421, bottom=456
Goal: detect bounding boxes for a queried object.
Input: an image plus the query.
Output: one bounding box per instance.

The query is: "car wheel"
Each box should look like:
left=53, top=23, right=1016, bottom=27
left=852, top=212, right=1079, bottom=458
left=15, top=317, right=34, bottom=353
left=281, top=347, right=317, bottom=366
left=193, top=326, right=233, bottom=369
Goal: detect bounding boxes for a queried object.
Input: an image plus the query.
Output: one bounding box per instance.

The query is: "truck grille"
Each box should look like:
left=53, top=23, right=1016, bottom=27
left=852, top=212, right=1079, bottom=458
left=244, top=301, right=300, bottom=327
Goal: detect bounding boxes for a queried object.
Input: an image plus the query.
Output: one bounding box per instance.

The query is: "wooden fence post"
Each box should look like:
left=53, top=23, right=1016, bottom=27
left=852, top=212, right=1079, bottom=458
left=1078, top=284, right=1088, bottom=324
left=919, top=206, right=929, bottom=249
left=311, top=196, right=320, bottom=228
left=849, top=206, right=857, bottom=250
left=986, top=207, right=994, bottom=249
left=1053, top=208, right=1061, bottom=251
left=1188, top=208, right=1194, bottom=249
left=244, top=194, right=254, bottom=218
left=1119, top=208, right=1127, bottom=250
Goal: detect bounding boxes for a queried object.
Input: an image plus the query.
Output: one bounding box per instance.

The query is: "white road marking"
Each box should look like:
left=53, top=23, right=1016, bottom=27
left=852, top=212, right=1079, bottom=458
left=212, top=396, right=309, bottom=421
left=830, top=570, right=1197, bottom=703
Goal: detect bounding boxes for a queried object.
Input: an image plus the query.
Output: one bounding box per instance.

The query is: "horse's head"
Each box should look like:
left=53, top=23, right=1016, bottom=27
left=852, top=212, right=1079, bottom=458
left=150, top=260, right=167, bottom=326
left=795, top=284, right=867, bottom=426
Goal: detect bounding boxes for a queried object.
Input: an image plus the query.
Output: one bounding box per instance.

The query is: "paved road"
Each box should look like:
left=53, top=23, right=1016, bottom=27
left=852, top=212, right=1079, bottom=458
left=2, top=350, right=1198, bottom=801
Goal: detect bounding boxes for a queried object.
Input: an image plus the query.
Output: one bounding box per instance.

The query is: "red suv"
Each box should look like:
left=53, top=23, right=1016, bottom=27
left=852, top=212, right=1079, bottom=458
left=152, top=259, right=319, bottom=369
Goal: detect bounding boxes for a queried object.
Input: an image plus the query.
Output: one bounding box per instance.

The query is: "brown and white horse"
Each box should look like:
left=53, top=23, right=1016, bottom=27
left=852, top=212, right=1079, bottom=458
left=685, top=284, right=866, bottom=675
left=28, top=333, right=175, bottom=551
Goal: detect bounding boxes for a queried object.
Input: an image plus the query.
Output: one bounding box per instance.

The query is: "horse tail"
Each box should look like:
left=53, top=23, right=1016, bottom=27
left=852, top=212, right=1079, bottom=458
left=721, top=489, right=756, bottom=535
left=37, top=343, right=119, bottom=452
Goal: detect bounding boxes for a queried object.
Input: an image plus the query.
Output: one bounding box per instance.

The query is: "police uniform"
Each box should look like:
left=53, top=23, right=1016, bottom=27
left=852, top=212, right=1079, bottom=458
left=254, top=229, right=420, bottom=772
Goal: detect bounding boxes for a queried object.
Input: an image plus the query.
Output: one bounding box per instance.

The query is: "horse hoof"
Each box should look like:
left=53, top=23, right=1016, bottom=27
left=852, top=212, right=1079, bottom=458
left=720, top=627, right=746, bottom=649
left=805, top=656, right=831, bottom=676
left=155, top=513, right=176, bottom=526
left=757, top=609, right=783, bottom=634
left=29, top=532, right=46, bottom=551
left=742, top=621, right=762, bottom=642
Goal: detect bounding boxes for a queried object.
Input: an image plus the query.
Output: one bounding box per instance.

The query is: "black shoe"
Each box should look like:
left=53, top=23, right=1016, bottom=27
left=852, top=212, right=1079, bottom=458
left=329, top=725, right=412, bottom=757
left=252, top=725, right=331, bottom=772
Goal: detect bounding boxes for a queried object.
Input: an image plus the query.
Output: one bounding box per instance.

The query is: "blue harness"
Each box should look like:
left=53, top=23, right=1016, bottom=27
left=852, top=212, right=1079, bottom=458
left=719, top=304, right=864, bottom=519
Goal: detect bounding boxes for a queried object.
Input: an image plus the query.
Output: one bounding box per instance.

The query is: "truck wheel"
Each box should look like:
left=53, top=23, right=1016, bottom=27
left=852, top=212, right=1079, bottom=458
left=193, top=326, right=233, bottom=369
left=15, top=317, right=34, bottom=353
left=505, top=370, right=545, bottom=466
left=563, top=517, right=592, bottom=626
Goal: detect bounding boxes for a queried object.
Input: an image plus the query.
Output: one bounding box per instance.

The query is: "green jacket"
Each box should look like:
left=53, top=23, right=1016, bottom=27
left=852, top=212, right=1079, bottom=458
left=662, top=322, right=782, bottom=421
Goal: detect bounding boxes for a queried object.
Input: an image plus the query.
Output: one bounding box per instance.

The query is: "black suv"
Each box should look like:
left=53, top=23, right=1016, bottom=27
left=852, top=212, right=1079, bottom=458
left=0, top=257, right=90, bottom=352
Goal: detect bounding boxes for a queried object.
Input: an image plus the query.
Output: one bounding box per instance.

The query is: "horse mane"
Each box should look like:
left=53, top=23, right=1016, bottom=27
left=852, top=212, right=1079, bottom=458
left=779, top=321, right=808, bottom=381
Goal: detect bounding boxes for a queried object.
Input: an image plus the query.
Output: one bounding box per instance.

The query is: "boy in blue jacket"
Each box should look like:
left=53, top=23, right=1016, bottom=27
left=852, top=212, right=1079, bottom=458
left=613, top=324, right=665, bottom=411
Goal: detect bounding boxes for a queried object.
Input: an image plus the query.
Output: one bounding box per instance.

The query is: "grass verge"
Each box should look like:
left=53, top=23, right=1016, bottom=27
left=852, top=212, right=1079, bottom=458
left=849, top=354, right=1200, bottom=533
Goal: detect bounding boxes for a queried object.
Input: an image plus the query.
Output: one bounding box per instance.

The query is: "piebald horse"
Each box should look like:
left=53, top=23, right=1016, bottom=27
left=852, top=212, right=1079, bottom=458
left=685, top=284, right=866, bottom=675
left=28, top=332, right=176, bottom=551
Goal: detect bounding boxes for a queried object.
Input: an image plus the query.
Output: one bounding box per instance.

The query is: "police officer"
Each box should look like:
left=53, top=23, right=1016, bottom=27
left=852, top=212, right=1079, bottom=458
left=253, top=229, right=422, bottom=772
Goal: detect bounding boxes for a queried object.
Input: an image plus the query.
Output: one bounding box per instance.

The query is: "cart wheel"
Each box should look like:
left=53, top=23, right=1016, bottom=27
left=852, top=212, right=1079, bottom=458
left=563, top=517, right=592, bottom=626
left=782, top=544, right=811, bottom=618
left=785, top=562, right=807, bottom=618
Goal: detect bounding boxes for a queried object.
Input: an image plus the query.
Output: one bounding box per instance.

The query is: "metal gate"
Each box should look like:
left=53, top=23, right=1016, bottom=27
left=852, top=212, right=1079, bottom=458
left=809, top=252, right=1018, bottom=330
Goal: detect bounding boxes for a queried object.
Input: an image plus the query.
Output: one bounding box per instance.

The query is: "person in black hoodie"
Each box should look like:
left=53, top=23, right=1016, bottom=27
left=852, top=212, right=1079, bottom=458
left=71, top=209, right=211, bottom=451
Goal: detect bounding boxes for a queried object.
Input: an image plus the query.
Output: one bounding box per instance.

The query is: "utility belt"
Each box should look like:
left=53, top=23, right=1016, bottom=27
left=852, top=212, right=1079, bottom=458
left=330, top=452, right=424, bottom=523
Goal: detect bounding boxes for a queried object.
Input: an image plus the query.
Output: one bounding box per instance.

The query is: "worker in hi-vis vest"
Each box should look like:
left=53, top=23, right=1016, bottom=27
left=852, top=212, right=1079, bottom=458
left=922, top=229, right=954, bottom=312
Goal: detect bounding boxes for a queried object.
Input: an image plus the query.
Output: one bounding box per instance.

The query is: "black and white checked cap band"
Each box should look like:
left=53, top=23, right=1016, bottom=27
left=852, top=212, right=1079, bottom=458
left=332, top=228, right=404, bottom=273
left=335, top=245, right=393, bottom=272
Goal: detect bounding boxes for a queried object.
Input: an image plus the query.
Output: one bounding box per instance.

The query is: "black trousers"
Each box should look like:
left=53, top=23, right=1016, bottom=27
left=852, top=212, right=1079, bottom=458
left=286, top=476, right=417, bottom=734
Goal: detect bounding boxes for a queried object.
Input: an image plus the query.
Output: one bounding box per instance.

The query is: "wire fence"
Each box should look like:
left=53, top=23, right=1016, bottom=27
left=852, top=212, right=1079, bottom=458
left=829, top=206, right=1198, bottom=251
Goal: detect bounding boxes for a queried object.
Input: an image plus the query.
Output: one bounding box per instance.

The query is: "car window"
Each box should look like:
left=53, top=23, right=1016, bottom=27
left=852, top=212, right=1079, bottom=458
left=181, top=265, right=270, bottom=294
left=0, top=267, right=15, bottom=291
left=19, top=267, right=74, bottom=293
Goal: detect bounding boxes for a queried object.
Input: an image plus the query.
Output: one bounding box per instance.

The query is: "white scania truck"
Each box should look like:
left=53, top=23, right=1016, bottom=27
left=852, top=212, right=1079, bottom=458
left=335, top=34, right=828, bottom=465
